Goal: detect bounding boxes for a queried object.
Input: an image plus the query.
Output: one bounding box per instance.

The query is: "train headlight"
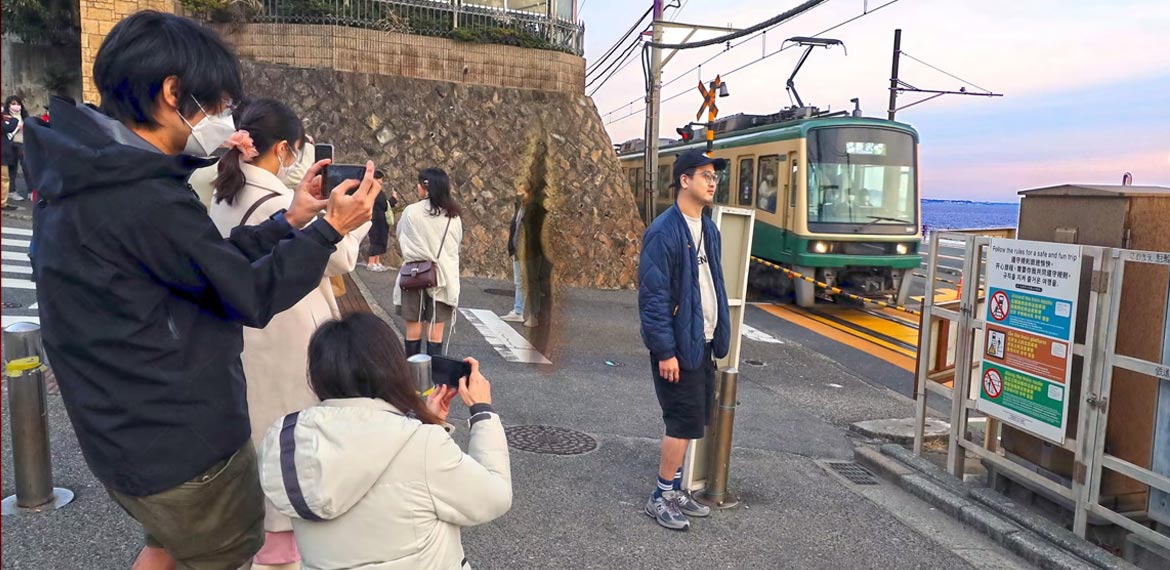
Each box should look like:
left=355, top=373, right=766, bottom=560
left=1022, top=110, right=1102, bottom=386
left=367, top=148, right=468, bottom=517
left=896, top=243, right=909, bottom=255
left=813, top=241, right=829, bottom=254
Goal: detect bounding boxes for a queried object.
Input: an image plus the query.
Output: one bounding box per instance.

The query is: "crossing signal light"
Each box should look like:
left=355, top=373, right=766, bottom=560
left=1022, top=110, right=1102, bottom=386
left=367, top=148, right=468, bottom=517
left=677, top=124, right=694, bottom=142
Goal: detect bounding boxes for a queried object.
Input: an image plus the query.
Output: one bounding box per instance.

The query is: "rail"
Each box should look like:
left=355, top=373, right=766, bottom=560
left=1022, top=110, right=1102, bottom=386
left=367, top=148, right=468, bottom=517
left=191, top=0, right=585, bottom=55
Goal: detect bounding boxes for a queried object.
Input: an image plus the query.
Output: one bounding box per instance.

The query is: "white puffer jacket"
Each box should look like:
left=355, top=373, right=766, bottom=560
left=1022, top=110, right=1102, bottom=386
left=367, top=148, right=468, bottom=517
left=257, top=398, right=512, bottom=570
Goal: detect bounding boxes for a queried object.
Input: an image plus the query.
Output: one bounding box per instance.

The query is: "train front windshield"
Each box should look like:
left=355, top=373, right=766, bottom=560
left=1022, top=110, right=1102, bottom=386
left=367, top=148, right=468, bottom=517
left=806, top=127, right=918, bottom=234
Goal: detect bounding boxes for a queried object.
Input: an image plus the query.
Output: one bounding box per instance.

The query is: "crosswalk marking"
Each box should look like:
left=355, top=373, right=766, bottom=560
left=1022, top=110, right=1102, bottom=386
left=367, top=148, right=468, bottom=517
left=2, top=316, right=40, bottom=327
left=741, top=323, right=784, bottom=344
left=459, top=308, right=552, bottom=365
left=2, top=264, right=33, bottom=275
left=2, top=251, right=29, bottom=261
left=2, top=238, right=31, bottom=248
left=2, top=227, right=33, bottom=237
left=1, top=278, right=36, bottom=290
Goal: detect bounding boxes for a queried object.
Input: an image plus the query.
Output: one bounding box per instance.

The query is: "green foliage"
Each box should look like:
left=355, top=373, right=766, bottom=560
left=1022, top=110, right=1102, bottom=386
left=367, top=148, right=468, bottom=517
left=1, top=0, right=81, bottom=47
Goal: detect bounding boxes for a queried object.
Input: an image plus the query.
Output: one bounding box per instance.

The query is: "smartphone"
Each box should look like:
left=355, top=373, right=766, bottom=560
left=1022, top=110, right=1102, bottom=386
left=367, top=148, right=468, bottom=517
left=314, top=143, right=333, bottom=194
left=325, top=164, right=368, bottom=197
left=430, top=355, right=471, bottom=389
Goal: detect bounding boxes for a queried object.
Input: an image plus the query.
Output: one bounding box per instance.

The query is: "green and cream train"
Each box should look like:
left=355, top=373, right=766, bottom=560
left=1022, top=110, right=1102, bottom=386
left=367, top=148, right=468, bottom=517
left=619, top=115, right=922, bottom=307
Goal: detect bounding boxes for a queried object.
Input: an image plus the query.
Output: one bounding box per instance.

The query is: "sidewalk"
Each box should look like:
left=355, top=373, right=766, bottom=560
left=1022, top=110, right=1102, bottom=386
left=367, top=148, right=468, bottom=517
left=2, top=268, right=1031, bottom=569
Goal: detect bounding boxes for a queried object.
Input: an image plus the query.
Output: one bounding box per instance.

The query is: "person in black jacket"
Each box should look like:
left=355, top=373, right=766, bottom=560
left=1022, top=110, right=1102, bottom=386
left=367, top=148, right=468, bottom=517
left=2, top=95, right=30, bottom=202
left=23, top=11, right=379, bottom=570
left=365, top=170, right=398, bottom=272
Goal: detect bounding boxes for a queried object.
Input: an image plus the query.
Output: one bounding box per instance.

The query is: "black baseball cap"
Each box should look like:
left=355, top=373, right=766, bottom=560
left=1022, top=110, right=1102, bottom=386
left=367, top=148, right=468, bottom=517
left=672, top=149, right=727, bottom=182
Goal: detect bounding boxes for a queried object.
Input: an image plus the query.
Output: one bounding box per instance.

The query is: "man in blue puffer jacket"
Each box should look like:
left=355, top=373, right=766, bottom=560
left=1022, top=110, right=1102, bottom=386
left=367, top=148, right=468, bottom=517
left=638, top=149, right=732, bottom=531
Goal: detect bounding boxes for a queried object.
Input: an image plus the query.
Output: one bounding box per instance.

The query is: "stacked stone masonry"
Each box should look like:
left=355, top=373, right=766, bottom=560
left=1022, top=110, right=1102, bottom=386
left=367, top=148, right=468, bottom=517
left=213, top=23, right=585, bottom=96
left=240, top=59, right=642, bottom=289
left=80, top=0, right=178, bottom=104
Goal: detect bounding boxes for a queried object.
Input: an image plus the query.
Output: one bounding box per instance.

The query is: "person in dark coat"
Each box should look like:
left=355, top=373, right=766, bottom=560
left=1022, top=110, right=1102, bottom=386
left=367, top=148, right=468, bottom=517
left=638, top=149, right=731, bottom=532
left=365, top=170, right=398, bottom=272
left=2, top=95, right=31, bottom=201
left=23, top=11, right=379, bottom=570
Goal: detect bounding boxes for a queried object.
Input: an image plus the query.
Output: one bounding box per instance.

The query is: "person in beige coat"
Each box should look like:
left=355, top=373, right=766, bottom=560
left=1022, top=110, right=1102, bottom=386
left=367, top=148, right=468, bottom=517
left=257, top=313, right=511, bottom=570
left=207, top=99, right=371, bottom=569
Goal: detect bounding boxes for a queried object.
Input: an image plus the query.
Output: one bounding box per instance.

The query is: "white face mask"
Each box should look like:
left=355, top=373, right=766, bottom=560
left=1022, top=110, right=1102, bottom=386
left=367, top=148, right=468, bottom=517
left=178, top=97, right=235, bottom=156
left=276, top=143, right=302, bottom=183
left=9, top=105, right=20, bottom=115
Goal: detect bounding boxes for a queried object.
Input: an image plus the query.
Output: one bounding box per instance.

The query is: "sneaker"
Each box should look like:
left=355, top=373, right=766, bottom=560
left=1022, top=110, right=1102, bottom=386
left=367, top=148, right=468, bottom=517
left=373, top=264, right=392, bottom=273
left=524, top=316, right=539, bottom=328
left=501, top=311, right=524, bottom=322
left=645, top=493, right=689, bottom=531
left=8, top=194, right=23, bottom=202
left=666, top=489, right=711, bottom=518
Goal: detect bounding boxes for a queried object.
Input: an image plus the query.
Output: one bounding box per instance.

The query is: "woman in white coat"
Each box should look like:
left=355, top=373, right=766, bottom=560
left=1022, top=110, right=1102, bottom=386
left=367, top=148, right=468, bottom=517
left=394, top=168, right=463, bottom=357
left=257, top=313, right=511, bottom=570
left=208, top=99, right=371, bottom=570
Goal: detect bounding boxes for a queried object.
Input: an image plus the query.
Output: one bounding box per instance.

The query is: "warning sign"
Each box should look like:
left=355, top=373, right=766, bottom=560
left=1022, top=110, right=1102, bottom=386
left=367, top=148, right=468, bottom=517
left=977, top=240, right=1082, bottom=444
left=982, top=368, right=1003, bottom=398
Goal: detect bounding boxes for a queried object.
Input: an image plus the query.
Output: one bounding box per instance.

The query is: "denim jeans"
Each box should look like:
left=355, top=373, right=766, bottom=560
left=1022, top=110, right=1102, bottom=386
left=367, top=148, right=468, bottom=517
left=512, top=259, right=524, bottom=315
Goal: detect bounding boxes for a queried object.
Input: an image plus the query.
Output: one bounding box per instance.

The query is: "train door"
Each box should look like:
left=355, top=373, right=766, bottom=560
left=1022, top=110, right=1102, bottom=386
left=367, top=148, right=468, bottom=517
left=736, top=156, right=755, bottom=208
left=786, top=156, right=799, bottom=253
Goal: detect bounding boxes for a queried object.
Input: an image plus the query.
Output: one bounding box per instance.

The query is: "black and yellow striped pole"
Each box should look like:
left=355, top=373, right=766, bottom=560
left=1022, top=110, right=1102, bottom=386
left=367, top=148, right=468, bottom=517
left=695, top=75, right=723, bottom=156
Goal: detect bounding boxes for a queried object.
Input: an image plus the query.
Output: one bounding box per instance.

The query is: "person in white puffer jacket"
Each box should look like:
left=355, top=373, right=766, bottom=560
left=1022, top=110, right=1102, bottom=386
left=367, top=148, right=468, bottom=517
left=257, top=313, right=511, bottom=570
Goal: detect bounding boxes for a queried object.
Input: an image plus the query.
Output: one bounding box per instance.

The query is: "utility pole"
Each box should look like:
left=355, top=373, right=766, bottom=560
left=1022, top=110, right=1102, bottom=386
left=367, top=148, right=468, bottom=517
left=886, top=28, right=902, bottom=121
left=642, top=0, right=665, bottom=223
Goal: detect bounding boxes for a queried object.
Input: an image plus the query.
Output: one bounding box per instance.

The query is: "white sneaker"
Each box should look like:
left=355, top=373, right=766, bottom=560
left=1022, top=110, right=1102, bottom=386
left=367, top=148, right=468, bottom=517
left=501, top=311, right=524, bottom=322
left=9, top=194, right=24, bottom=202
left=524, top=316, right=539, bottom=328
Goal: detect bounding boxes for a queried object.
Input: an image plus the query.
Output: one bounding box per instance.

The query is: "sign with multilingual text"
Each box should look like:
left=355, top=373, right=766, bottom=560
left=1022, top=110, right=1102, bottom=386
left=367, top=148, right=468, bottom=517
left=977, top=239, right=1083, bottom=444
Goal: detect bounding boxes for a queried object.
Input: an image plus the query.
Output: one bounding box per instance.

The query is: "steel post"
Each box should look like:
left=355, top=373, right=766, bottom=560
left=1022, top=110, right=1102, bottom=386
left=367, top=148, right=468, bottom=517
left=2, top=322, right=74, bottom=515
left=407, top=354, right=433, bottom=395
left=696, top=368, right=740, bottom=509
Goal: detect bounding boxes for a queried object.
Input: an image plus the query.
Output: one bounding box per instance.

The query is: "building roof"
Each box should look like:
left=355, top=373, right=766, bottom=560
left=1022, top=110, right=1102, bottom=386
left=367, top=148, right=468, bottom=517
left=1018, top=184, right=1170, bottom=198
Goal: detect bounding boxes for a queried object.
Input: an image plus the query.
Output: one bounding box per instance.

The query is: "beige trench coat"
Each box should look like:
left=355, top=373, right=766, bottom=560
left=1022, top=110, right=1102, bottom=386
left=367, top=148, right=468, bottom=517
left=208, top=162, right=371, bottom=532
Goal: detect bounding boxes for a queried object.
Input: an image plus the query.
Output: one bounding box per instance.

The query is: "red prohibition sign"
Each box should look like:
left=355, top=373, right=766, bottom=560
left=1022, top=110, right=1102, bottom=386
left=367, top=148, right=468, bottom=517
left=983, top=368, right=1003, bottom=398
left=990, top=291, right=1010, bottom=321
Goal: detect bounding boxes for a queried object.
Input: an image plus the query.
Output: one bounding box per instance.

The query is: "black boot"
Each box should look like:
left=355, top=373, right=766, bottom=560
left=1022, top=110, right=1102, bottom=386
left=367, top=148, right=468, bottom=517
left=404, top=339, right=422, bottom=357
left=427, top=341, right=444, bottom=356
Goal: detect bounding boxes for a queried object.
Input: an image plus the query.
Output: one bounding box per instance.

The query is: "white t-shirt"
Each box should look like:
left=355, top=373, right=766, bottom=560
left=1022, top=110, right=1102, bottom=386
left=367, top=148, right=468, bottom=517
left=684, top=213, right=718, bottom=341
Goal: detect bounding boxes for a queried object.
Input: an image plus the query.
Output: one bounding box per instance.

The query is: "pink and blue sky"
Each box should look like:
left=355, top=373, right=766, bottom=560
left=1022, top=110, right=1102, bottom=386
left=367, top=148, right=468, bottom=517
left=582, top=0, right=1170, bottom=202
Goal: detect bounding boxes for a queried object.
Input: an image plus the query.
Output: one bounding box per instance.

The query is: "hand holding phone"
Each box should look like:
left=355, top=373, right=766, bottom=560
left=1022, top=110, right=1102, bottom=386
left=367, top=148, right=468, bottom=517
left=430, top=355, right=472, bottom=389
left=459, top=357, right=492, bottom=407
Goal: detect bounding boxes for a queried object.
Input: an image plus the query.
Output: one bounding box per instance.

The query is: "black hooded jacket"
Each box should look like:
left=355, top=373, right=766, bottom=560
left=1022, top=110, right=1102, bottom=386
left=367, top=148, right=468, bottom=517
left=24, top=98, right=343, bottom=496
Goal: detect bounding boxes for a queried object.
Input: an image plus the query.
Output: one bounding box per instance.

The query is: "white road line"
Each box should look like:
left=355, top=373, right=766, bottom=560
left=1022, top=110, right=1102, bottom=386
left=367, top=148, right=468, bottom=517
left=2, top=316, right=40, bottom=327
left=29, top=302, right=37, bottom=310
left=2, top=264, right=33, bottom=275
left=2, top=238, right=31, bottom=248
left=741, top=323, right=784, bottom=344
left=2, top=251, right=29, bottom=261
left=1, top=278, right=36, bottom=290
left=459, top=308, right=552, bottom=365
left=2, top=227, right=33, bottom=237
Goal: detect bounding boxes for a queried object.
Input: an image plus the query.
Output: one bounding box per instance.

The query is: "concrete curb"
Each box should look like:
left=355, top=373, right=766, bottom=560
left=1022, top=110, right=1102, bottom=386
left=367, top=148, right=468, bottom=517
left=855, top=445, right=1138, bottom=570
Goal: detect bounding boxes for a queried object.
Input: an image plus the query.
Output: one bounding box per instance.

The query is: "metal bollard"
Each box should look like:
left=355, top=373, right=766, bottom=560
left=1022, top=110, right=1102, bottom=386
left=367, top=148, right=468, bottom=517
left=696, top=368, right=740, bottom=509
left=407, top=354, right=433, bottom=395
left=2, top=322, right=74, bottom=515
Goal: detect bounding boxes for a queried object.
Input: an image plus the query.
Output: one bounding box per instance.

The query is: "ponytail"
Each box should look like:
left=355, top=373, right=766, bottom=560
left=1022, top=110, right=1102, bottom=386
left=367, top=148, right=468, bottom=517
left=212, top=147, right=247, bottom=205
left=418, top=167, right=461, bottom=218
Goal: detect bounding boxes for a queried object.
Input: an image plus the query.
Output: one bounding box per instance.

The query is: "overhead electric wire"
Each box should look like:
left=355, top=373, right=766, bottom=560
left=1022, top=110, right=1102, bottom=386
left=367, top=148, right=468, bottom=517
left=604, top=0, right=904, bottom=126
left=899, top=51, right=995, bottom=94
left=587, top=6, right=653, bottom=78
left=644, top=0, right=826, bottom=50
left=587, top=29, right=646, bottom=91
left=601, top=0, right=833, bottom=121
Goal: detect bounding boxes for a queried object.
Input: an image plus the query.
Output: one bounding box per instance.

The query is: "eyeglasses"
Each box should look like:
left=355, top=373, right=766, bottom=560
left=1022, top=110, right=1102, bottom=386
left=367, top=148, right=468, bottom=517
left=190, top=95, right=237, bottom=119
left=687, top=171, right=719, bottom=184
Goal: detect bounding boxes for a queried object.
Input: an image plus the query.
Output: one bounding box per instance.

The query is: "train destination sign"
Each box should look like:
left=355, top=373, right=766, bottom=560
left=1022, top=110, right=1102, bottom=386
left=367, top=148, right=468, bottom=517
left=978, top=240, right=1083, bottom=444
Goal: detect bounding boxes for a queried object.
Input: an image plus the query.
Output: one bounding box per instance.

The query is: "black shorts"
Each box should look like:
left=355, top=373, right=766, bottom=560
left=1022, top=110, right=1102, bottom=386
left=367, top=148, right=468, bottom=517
left=651, top=345, right=716, bottom=440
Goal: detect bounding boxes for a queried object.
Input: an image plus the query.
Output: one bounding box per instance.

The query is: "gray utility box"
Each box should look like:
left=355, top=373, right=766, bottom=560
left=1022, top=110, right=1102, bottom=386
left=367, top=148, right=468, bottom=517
left=1013, top=183, right=1170, bottom=523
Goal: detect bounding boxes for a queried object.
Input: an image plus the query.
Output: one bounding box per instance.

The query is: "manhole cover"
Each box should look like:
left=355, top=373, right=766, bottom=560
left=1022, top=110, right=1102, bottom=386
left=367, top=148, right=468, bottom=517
left=827, top=462, right=879, bottom=485
left=505, top=425, right=598, bottom=455
left=483, top=288, right=513, bottom=297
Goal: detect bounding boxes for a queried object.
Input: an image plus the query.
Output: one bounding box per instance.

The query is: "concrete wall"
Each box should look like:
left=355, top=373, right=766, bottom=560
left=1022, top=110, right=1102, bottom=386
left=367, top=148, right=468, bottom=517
left=0, top=37, right=83, bottom=112
left=211, top=23, right=585, bottom=96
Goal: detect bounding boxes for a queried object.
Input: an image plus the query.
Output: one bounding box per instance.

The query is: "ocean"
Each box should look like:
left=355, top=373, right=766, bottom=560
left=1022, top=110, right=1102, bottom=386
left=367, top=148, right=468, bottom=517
left=921, top=200, right=1019, bottom=231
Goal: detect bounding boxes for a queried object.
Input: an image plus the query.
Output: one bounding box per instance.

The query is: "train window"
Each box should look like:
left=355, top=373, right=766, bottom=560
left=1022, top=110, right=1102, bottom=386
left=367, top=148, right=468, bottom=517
left=737, top=158, right=755, bottom=206
left=715, top=167, right=731, bottom=204
left=790, top=159, right=798, bottom=208
left=757, top=155, right=781, bottom=213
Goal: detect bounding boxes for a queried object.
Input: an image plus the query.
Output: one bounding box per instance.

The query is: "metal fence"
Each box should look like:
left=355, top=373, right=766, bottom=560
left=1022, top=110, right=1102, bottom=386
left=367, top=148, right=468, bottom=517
left=206, top=0, right=583, bottom=55
left=915, top=232, right=1170, bottom=555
